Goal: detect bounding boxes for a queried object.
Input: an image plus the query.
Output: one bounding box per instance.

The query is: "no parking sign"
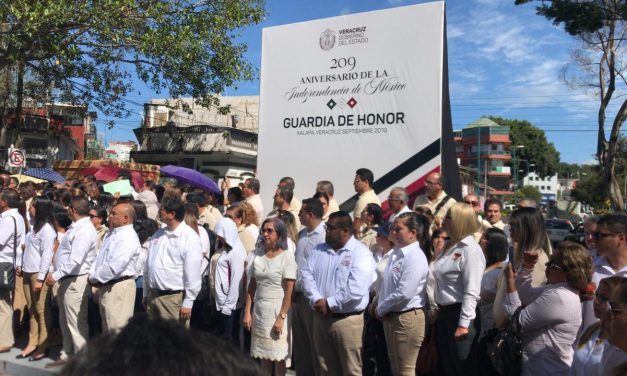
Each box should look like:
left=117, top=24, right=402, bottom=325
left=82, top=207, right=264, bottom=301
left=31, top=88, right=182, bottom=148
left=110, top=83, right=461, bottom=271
left=8, top=148, right=26, bottom=168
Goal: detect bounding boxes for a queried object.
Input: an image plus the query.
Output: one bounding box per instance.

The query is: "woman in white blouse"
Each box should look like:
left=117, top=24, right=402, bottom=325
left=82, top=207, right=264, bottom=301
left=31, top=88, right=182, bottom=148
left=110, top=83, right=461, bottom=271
left=504, top=242, right=592, bottom=376
left=17, top=198, right=56, bottom=361
left=375, top=212, right=430, bottom=376
left=431, top=202, right=485, bottom=376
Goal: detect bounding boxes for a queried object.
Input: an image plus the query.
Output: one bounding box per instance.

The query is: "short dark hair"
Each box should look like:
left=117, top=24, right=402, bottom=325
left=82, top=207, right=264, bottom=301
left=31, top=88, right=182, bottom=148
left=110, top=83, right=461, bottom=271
left=227, top=187, right=243, bottom=202
left=117, top=169, right=132, bottom=180
left=246, top=178, right=260, bottom=194
left=60, top=314, right=263, bottom=376
left=134, top=218, right=159, bottom=244
left=328, top=211, right=352, bottom=231
left=317, top=180, right=335, bottom=196
left=0, top=188, right=20, bottom=209
left=356, top=168, right=374, bottom=187
left=92, top=206, right=109, bottom=226
left=161, top=196, right=185, bottom=222
left=302, top=198, right=323, bottom=219
left=483, top=228, right=508, bottom=265
left=186, top=191, right=209, bottom=208
left=277, top=187, right=293, bottom=204
left=598, top=213, right=627, bottom=235
left=484, top=198, right=503, bottom=212
left=71, top=197, right=91, bottom=216
left=279, top=177, right=295, bottom=189
left=364, top=203, right=383, bottom=226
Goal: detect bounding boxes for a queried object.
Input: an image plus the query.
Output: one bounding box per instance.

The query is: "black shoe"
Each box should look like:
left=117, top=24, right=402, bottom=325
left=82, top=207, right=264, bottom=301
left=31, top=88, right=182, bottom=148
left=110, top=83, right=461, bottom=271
left=16, top=348, right=37, bottom=359
left=29, top=349, right=49, bottom=362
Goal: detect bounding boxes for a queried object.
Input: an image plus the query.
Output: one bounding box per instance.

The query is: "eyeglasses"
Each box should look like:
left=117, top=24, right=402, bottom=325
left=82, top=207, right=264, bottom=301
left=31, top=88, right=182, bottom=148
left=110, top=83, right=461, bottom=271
left=546, top=260, right=565, bottom=272
left=261, top=228, right=275, bottom=234
left=594, top=232, right=618, bottom=241
left=464, top=200, right=479, bottom=206
left=609, top=302, right=627, bottom=318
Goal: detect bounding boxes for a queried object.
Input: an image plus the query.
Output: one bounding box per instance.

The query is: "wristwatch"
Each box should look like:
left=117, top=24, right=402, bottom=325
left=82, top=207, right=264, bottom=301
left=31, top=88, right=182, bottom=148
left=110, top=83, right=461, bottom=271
left=279, top=312, right=287, bottom=319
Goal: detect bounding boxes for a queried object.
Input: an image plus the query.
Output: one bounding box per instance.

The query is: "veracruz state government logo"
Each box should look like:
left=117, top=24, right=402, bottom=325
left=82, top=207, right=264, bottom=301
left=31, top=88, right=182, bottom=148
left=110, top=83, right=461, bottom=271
left=319, top=29, right=336, bottom=51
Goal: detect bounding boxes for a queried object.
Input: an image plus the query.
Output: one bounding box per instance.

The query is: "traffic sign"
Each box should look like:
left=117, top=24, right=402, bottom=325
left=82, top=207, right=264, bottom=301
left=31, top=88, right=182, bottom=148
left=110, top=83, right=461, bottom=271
left=8, top=148, right=26, bottom=168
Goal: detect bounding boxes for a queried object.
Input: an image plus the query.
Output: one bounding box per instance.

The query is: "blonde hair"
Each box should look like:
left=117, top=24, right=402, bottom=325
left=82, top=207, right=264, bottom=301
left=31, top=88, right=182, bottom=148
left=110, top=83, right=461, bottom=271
left=446, top=202, right=480, bottom=249
left=239, top=202, right=259, bottom=227
left=557, top=242, right=593, bottom=293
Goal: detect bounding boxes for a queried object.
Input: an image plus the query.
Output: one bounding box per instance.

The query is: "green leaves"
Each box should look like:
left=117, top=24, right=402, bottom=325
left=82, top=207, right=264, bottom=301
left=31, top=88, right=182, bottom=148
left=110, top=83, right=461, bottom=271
left=0, top=0, right=266, bottom=117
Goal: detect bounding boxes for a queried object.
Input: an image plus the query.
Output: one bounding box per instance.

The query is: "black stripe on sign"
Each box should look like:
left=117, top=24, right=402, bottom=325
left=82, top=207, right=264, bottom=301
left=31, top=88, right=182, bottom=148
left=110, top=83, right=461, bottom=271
left=339, top=138, right=441, bottom=213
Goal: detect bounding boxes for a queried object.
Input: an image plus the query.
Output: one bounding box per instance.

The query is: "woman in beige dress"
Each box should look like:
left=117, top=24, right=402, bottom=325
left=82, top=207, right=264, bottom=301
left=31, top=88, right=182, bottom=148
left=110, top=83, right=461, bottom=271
left=243, top=217, right=296, bottom=376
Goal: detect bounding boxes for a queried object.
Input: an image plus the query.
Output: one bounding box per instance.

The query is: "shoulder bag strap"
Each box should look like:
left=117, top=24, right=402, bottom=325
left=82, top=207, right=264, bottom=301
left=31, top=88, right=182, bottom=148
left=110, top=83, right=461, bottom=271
left=434, top=195, right=451, bottom=217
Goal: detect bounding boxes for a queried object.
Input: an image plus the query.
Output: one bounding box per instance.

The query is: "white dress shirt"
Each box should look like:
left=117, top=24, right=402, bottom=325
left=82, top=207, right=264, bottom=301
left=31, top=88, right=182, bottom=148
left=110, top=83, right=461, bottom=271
left=89, top=224, right=141, bottom=284
left=143, top=221, right=203, bottom=309
left=245, top=194, right=264, bottom=225
left=387, top=205, right=412, bottom=223
left=21, top=223, right=56, bottom=280
left=0, top=208, right=26, bottom=265
left=504, top=273, right=582, bottom=375
left=211, top=218, right=246, bottom=315
left=431, top=235, right=486, bottom=328
left=52, top=217, right=97, bottom=280
left=376, top=242, right=429, bottom=316
left=301, top=236, right=375, bottom=313
left=295, top=221, right=326, bottom=293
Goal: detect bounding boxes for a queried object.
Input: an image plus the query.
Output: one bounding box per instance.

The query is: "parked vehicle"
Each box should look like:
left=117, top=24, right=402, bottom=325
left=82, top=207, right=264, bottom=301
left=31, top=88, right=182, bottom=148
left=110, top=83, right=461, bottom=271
left=545, top=219, right=575, bottom=244
left=564, top=223, right=586, bottom=246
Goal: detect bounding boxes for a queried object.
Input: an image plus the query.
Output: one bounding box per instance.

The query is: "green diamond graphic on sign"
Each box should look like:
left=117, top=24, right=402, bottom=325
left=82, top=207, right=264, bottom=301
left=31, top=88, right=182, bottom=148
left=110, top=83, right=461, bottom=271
left=327, top=99, right=337, bottom=110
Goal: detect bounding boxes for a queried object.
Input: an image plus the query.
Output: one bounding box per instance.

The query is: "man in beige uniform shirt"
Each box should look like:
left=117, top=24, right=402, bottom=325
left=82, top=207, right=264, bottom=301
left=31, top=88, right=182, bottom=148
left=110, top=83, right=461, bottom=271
left=317, top=180, right=340, bottom=215
left=242, top=178, right=264, bottom=225
left=352, top=168, right=381, bottom=236
left=269, top=187, right=301, bottom=229
left=412, top=172, right=456, bottom=229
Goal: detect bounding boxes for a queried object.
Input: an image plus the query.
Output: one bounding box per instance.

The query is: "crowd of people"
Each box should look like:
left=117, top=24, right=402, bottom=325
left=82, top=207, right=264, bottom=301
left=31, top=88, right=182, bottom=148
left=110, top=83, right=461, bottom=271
left=0, top=167, right=626, bottom=376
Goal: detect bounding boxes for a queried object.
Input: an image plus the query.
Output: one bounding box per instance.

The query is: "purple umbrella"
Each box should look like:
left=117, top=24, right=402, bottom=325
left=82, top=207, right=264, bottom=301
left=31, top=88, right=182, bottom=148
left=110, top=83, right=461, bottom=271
left=160, top=165, right=220, bottom=194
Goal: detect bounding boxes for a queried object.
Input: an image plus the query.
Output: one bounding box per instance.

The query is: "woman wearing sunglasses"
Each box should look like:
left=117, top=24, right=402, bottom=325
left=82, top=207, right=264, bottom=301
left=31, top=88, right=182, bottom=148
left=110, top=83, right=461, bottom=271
left=504, top=241, right=593, bottom=375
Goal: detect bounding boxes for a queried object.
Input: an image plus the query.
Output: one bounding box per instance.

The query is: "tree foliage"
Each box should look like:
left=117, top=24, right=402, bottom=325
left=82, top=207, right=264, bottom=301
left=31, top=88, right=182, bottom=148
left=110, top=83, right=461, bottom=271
left=516, top=185, right=543, bottom=203
left=515, top=0, right=627, bottom=211
left=488, top=116, right=561, bottom=178
left=0, top=0, right=266, bottom=120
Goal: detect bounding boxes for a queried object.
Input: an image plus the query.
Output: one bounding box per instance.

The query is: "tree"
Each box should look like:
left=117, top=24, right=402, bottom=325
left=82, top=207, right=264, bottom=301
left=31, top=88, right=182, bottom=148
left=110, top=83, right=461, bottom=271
left=0, top=0, right=266, bottom=125
left=516, top=0, right=627, bottom=211
left=488, top=116, right=561, bottom=178
left=516, top=185, right=543, bottom=203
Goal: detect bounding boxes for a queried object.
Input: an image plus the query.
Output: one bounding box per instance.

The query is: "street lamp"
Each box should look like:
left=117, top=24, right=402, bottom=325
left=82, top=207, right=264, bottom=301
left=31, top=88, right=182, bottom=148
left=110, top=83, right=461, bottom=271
left=512, top=145, right=525, bottom=191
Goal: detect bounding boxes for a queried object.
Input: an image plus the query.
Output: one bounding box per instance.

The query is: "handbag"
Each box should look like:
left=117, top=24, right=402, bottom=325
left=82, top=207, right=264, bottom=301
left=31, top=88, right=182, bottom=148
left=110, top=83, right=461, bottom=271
left=416, top=323, right=439, bottom=376
left=487, top=306, right=523, bottom=376
left=0, top=217, right=18, bottom=290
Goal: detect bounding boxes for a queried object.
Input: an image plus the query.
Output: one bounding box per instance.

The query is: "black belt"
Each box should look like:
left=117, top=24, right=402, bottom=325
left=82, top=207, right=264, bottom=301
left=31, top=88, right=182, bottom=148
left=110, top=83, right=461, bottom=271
left=330, top=310, right=364, bottom=319
left=91, top=276, right=135, bottom=288
left=391, top=307, right=422, bottom=315
left=151, top=288, right=183, bottom=296
left=59, top=274, right=83, bottom=281
left=437, top=303, right=462, bottom=312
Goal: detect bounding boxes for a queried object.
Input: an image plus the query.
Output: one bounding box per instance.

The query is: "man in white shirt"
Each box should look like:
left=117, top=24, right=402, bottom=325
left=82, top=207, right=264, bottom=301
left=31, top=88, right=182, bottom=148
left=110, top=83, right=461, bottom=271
left=481, top=199, right=506, bottom=231
left=143, top=196, right=202, bottom=328
left=278, top=176, right=302, bottom=214
left=0, top=189, right=26, bottom=353
left=242, top=178, right=264, bottom=225
left=89, top=203, right=141, bottom=333
left=301, top=211, right=375, bottom=376
left=387, top=187, right=412, bottom=223
left=412, top=172, right=456, bottom=229
left=45, top=197, right=97, bottom=368
left=352, top=168, right=381, bottom=236
left=293, top=199, right=326, bottom=376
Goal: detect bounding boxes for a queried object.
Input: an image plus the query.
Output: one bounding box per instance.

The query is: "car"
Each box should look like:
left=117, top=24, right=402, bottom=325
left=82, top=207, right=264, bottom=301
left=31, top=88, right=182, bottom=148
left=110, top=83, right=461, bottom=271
left=564, top=223, right=586, bottom=246
left=545, top=219, right=575, bottom=244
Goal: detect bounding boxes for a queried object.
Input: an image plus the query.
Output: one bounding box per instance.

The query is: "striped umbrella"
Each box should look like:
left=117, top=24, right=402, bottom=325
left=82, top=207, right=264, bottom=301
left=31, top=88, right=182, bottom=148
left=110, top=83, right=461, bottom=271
left=23, top=168, right=66, bottom=183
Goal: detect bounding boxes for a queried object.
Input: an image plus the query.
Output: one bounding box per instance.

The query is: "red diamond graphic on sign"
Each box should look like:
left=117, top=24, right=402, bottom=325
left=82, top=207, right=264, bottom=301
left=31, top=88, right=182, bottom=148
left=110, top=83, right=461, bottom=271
left=347, top=97, right=357, bottom=108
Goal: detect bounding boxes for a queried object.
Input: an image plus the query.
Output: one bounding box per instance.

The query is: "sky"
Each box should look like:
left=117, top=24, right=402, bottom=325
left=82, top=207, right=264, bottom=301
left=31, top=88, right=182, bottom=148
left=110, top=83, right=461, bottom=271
left=98, top=0, right=622, bottom=164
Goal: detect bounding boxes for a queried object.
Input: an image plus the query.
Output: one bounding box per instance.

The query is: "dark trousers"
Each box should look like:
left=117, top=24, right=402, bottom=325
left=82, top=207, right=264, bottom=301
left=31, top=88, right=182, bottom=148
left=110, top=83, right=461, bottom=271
left=435, top=303, right=479, bottom=376
left=208, top=304, right=240, bottom=346
left=362, top=308, right=392, bottom=376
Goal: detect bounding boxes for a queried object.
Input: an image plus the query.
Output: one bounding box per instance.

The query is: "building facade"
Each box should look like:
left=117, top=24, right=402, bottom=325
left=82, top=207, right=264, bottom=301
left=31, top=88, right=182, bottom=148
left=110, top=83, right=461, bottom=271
left=455, top=117, right=513, bottom=197
left=131, top=96, right=259, bottom=184
left=522, top=172, right=559, bottom=204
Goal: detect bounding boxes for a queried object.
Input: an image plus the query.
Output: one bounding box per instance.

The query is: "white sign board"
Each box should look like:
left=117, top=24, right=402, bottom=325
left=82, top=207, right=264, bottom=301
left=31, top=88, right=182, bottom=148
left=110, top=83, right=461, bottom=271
left=257, top=2, right=445, bottom=213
